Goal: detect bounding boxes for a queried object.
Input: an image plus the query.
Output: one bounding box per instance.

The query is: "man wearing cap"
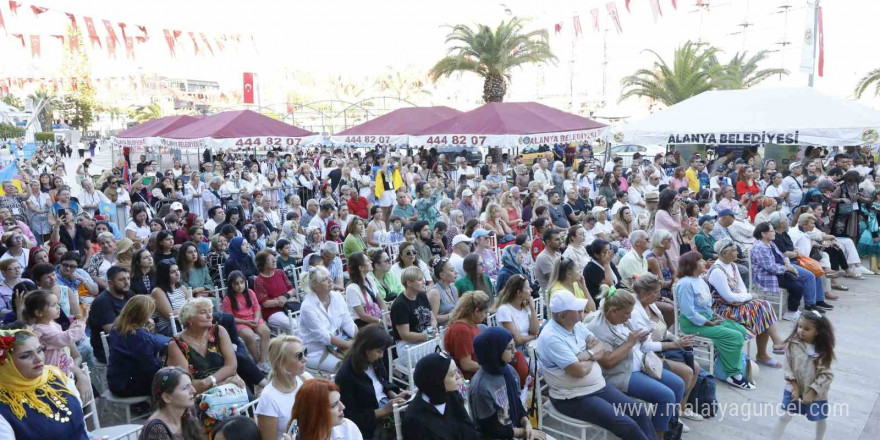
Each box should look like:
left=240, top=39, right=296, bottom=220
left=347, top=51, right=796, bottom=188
left=781, top=162, right=805, bottom=208
left=449, top=234, right=473, bottom=277
left=711, top=209, right=756, bottom=256
left=634, top=192, right=659, bottom=232
left=694, top=215, right=718, bottom=261
left=536, top=289, right=655, bottom=439
left=457, top=189, right=478, bottom=223
left=709, top=164, right=731, bottom=194
left=588, top=206, right=613, bottom=241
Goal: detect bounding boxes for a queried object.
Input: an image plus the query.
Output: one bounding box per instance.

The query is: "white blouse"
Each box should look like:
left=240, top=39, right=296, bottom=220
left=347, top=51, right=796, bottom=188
left=707, top=261, right=751, bottom=303
left=299, top=292, right=358, bottom=365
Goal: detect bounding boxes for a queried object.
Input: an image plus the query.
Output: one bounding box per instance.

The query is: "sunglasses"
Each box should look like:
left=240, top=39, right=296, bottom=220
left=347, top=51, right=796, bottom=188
left=403, top=250, right=416, bottom=256
left=294, top=347, right=308, bottom=361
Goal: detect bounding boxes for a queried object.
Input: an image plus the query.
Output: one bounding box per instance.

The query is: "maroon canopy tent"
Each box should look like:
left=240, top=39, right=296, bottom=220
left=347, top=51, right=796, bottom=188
left=159, top=110, right=317, bottom=149
left=410, top=102, right=606, bottom=148
left=112, top=115, right=201, bottom=147
left=331, top=106, right=462, bottom=146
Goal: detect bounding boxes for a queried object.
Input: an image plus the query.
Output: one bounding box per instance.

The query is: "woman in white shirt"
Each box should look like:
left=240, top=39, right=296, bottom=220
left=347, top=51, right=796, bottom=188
left=184, top=171, right=206, bottom=218
left=562, top=225, right=591, bottom=275
left=125, top=204, right=151, bottom=247
left=706, top=239, right=785, bottom=367
left=256, top=335, right=313, bottom=440
left=492, top=274, right=539, bottom=351
left=299, top=266, right=358, bottom=373
left=627, top=173, right=647, bottom=217
left=345, top=252, right=386, bottom=327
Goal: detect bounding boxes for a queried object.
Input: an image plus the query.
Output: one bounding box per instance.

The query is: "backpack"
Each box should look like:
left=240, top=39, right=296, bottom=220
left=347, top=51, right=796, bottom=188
left=685, top=370, right=718, bottom=419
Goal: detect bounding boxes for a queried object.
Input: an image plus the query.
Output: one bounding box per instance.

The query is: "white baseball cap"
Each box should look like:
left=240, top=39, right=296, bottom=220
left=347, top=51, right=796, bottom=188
left=452, top=234, right=473, bottom=246
left=549, top=289, right=589, bottom=313
left=170, top=202, right=184, bottom=211
left=591, top=206, right=608, bottom=215
left=462, top=189, right=474, bottom=197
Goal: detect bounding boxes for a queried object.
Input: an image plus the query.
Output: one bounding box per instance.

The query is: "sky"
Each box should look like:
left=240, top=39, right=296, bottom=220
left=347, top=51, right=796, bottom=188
left=2, top=0, right=879, bottom=120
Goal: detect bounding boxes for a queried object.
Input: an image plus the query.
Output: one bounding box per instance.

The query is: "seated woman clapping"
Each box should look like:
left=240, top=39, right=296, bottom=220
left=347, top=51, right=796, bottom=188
left=166, top=297, right=246, bottom=394
left=107, top=295, right=172, bottom=397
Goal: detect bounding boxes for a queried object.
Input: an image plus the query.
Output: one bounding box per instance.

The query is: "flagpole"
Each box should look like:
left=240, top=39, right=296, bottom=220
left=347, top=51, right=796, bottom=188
left=807, top=0, right=820, bottom=87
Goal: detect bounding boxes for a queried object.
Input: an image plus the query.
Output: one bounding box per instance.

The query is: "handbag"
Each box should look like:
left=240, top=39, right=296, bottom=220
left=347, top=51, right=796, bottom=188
left=797, top=255, right=825, bottom=278
left=197, top=382, right=249, bottom=421
left=641, top=350, right=665, bottom=380
left=837, top=203, right=854, bottom=215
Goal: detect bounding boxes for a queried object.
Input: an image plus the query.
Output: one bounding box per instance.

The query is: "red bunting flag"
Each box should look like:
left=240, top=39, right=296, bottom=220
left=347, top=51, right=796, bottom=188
left=30, top=34, right=40, bottom=58
left=30, top=5, right=48, bottom=16
left=243, top=72, right=254, bottom=104
left=84, top=17, right=101, bottom=48
left=649, top=0, right=662, bottom=22
left=65, top=13, right=79, bottom=52
left=137, top=25, right=149, bottom=41
left=8, top=1, right=19, bottom=15
left=607, top=2, right=623, bottom=33
left=591, top=9, right=600, bottom=31
left=554, top=22, right=562, bottom=34
left=10, top=33, right=24, bottom=47
left=215, top=35, right=225, bottom=52
left=173, top=30, right=182, bottom=40
left=163, top=29, right=176, bottom=56
left=817, top=7, right=824, bottom=77
left=0, top=8, right=4, bottom=31
left=118, top=22, right=128, bottom=40
left=50, top=34, right=65, bottom=48
left=124, top=36, right=135, bottom=59
left=671, top=0, right=677, bottom=10
left=103, top=20, right=119, bottom=43
left=188, top=32, right=199, bottom=55
left=200, top=33, right=214, bottom=56
left=625, top=0, right=631, bottom=13
left=573, top=15, right=582, bottom=37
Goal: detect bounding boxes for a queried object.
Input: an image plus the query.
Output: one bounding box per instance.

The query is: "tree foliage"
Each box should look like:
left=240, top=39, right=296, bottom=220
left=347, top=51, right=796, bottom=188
left=0, top=123, right=25, bottom=139
left=854, top=68, right=880, bottom=99
left=429, top=17, right=556, bottom=103
left=709, top=51, right=788, bottom=89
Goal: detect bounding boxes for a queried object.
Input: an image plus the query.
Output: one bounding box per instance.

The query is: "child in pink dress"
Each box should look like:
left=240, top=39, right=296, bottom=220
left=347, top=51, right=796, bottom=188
left=27, top=289, right=90, bottom=397
left=221, top=270, right=271, bottom=368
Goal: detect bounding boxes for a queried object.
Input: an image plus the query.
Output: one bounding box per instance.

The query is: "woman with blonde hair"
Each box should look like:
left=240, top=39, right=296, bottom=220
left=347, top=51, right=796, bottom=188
left=546, top=256, right=596, bottom=311
left=107, top=295, right=171, bottom=397
left=492, top=274, right=540, bottom=351
left=389, top=266, right=437, bottom=369
left=483, top=202, right=514, bottom=243
left=255, top=335, right=313, bottom=440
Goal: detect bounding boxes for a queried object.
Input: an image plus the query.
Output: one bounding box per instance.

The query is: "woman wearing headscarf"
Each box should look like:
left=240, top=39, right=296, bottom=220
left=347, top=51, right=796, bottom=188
left=470, top=327, right=550, bottom=440
left=495, top=244, right=535, bottom=295
left=401, top=352, right=481, bottom=440
left=223, top=236, right=258, bottom=286
left=0, top=329, right=90, bottom=440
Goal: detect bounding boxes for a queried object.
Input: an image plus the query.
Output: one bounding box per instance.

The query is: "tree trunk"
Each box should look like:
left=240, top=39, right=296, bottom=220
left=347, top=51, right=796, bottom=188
left=482, top=74, right=507, bottom=103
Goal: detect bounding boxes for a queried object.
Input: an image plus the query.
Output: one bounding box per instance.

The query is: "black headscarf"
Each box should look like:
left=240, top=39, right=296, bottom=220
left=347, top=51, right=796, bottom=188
left=473, top=326, right=526, bottom=427
left=413, top=353, right=452, bottom=405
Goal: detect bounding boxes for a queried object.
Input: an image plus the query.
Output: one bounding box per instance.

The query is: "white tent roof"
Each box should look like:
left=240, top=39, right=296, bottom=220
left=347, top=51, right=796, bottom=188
left=610, top=87, right=880, bottom=147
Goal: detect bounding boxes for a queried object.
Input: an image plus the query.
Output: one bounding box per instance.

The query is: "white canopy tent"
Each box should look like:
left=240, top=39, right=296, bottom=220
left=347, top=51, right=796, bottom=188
left=610, top=87, right=880, bottom=147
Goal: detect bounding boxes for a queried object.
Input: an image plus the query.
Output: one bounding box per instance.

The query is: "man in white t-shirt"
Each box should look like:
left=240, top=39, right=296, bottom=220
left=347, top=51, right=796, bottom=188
left=449, top=234, right=472, bottom=277
left=454, top=157, right=476, bottom=187
left=781, top=162, right=804, bottom=208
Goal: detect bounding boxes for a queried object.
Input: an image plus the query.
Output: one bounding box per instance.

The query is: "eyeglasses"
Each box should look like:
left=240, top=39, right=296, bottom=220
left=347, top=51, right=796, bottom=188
left=294, top=347, right=308, bottom=361
left=403, top=251, right=416, bottom=256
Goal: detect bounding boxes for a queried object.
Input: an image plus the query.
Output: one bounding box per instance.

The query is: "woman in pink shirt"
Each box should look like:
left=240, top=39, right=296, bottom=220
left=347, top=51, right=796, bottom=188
left=648, top=189, right=689, bottom=268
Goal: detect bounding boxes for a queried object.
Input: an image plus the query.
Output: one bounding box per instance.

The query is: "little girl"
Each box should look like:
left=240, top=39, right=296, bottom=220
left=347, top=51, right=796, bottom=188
left=25, top=289, right=91, bottom=398
left=771, top=310, right=835, bottom=440
left=221, top=270, right=270, bottom=370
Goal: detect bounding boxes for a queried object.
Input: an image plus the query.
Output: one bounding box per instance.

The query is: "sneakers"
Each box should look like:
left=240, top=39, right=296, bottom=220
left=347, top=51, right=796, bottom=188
left=782, top=310, right=801, bottom=321
left=814, top=301, right=834, bottom=311
left=681, top=408, right=705, bottom=421
left=725, top=376, right=757, bottom=390
left=856, top=266, right=875, bottom=275
left=805, top=304, right=826, bottom=314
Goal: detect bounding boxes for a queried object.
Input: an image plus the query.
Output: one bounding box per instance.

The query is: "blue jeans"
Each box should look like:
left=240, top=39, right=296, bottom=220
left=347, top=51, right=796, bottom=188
left=626, top=370, right=685, bottom=432
left=794, top=266, right=823, bottom=304
left=551, top=384, right=657, bottom=440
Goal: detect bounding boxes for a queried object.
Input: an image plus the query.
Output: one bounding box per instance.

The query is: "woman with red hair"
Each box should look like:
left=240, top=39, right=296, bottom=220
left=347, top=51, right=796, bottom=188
left=289, top=378, right=363, bottom=440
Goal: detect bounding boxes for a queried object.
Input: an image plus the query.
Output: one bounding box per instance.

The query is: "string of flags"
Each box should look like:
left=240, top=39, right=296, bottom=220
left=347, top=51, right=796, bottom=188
left=0, top=1, right=257, bottom=60
left=553, top=0, right=693, bottom=36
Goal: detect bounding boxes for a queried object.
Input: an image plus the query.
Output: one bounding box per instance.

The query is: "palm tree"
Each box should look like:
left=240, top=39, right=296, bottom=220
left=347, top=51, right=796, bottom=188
left=132, top=103, right=162, bottom=123
left=1, top=94, right=23, bottom=109
left=619, top=41, right=721, bottom=107
left=27, top=88, right=61, bottom=130
left=429, top=17, right=556, bottom=103
left=711, top=51, right=788, bottom=89
left=375, top=70, right=432, bottom=102
left=854, top=68, right=880, bottom=98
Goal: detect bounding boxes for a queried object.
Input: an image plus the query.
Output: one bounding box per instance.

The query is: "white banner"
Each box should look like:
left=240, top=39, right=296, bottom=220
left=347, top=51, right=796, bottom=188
left=111, top=136, right=160, bottom=148
left=610, top=127, right=880, bottom=148
left=328, top=134, right=409, bottom=147
left=158, top=135, right=323, bottom=150
left=799, top=3, right=817, bottom=74
left=408, top=128, right=604, bottom=148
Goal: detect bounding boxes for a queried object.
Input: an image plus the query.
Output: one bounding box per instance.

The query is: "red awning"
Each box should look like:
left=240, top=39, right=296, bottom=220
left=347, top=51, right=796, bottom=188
left=337, top=106, right=462, bottom=136
left=414, top=102, right=605, bottom=135
left=116, top=115, right=201, bottom=138
left=162, top=110, right=312, bottom=139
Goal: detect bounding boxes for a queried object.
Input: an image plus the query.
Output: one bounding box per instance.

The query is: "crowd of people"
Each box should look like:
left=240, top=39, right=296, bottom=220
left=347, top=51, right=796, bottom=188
left=0, top=141, right=854, bottom=440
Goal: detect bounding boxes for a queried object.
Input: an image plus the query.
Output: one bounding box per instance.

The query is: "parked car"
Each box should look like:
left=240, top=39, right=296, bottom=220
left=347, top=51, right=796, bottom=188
left=607, top=144, right=667, bottom=167
left=521, top=144, right=552, bottom=166
left=437, top=146, right=483, bottom=165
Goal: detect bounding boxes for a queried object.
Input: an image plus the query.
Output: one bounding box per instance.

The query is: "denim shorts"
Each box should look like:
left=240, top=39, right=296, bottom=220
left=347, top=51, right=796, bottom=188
left=781, top=390, right=829, bottom=421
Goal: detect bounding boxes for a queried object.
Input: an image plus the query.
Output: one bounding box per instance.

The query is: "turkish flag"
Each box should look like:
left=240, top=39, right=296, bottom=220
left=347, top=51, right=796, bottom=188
left=625, top=0, right=631, bottom=12
left=65, top=13, right=79, bottom=52
left=163, top=29, right=176, bottom=56
left=0, top=8, right=4, bottom=30
left=553, top=22, right=562, bottom=34
left=591, top=9, right=600, bottom=31
left=243, top=72, right=254, bottom=104
left=188, top=32, right=199, bottom=55
left=200, top=33, right=214, bottom=56
left=124, top=36, right=135, bottom=59
left=84, top=17, right=101, bottom=48
left=30, top=34, right=40, bottom=58
left=671, top=0, right=677, bottom=10
left=8, top=1, right=20, bottom=15
left=607, top=2, right=623, bottom=33
left=818, top=7, right=824, bottom=77
left=137, top=25, right=149, bottom=41
left=30, top=5, right=48, bottom=16
left=11, top=33, right=24, bottom=48
left=51, top=34, right=65, bottom=48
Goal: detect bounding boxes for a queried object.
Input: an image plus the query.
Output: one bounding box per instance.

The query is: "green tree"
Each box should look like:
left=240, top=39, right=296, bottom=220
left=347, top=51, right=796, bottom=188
left=1, top=94, right=23, bottom=109
left=61, top=94, right=96, bottom=131
left=132, top=103, right=163, bottom=123
left=854, top=68, right=880, bottom=98
left=429, top=17, right=556, bottom=103
left=711, top=51, right=788, bottom=89
left=27, top=88, right=61, bottom=131
left=0, top=123, right=25, bottom=139
left=619, top=41, right=721, bottom=106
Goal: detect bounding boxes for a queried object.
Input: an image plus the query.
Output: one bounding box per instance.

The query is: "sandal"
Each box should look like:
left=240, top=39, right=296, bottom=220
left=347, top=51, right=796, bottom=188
left=846, top=273, right=865, bottom=280
left=772, top=346, right=785, bottom=355
left=756, top=358, right=783, bottom=369
left=831, top=284, right=849, bottom=291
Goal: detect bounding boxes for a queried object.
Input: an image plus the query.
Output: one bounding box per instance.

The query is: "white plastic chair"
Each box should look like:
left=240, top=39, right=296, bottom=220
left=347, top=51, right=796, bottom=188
left=486, top=312, right=498, bottom=327
left=529, top=347, right=608, bottom=440
left=389, top=337, right=441, bottom=390
left=393, top=402, right=408, bottom=440
left=89, top=424, right=143, bottom=440
left=286, top=309, right=301, bottom=336
left=534, top=296, right=547, bottom=322
left=80, top=364, right=100, bottom=430
left=235, top=397, right=261, bottom=423
left=99, top=332, right=152, bottom=424
left=169, top=312, right=180, bottom=335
